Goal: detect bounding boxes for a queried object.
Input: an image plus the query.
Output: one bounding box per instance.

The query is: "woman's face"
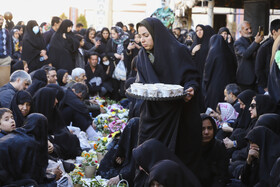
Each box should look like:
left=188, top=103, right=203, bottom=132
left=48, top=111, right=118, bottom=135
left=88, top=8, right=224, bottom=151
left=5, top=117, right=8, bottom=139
left=150, top=180, right=164, bottom=187
left=202, top=119, right=214, bottom=144
left=80, top=38, right=85, bottom=47
left=19, top=28, right=23, bottom=35
left=102, top=30, right=109, bottom=39
left=138, top=26, right=154, bottom=51
left=89, top=30, right=95, bottom=40
left=220, top=31, right=228, bottom=40
left=67, top=26, right=72, bottom=33
left=0, top=112, right=16, bottom=133
left=196, top=26, right=204, bottom=39
left=62, top=72, right=69, bottom=84
left=238, top=99, right=246, bottom=110
left=13, top=31, right=19, bottom=39
left=111, top=29, right=118, bottom=40
left=249, top=99, right=257, bottom=119
left=18, top=102, right=31, bottom=117
left=123, top=26, right=128, bottom=32
left=24, top=63, right=29, bottom=73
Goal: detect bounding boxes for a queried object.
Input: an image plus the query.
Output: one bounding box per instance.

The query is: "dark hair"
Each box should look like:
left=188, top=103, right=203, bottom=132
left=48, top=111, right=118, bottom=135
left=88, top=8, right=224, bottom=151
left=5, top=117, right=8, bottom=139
left=40, top=22, right=47, bottom=28
left=116, top=21, right=124, bottom=28
left=128, top=23, right=134, bottom=28
left=225, top=83, right=241, bottom=97
left=42, top=65, right=56, bottom=74
left=71, top=83, right=88, bottom=100
left=76, top=23, right=84, bottom=28
left=0, top=108, right=12, bottom=121
left=88, top=52, right=99, bottom=59
left=174, top=27, right=181, bottom=32
left=51, top=16, right=61, bottom=26
left=75, top=34, right=84, bottom=42
left=270, top=19, right=280, bottom=34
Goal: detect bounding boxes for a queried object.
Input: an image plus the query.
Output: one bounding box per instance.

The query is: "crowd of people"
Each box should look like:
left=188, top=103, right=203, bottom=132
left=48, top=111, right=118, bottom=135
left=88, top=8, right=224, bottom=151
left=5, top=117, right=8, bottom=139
left=0, top=12, right=280, bottom=187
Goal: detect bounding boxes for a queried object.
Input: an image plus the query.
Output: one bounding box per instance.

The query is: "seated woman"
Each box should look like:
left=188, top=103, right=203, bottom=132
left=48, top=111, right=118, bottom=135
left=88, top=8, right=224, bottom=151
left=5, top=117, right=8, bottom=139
left=148, top=160, right=192, bottom=187
left=10, top=90, right=32, bottom=127
left=198, top=114, right=229, bottom=187
left=33, top=87, right=82, bottom=160
left=57, top=69, right=69, bottom=86
left=26, top=69, right=48, bottom=96
left=133, top=138, right=201, bottom=187
left=0, top=113, right=56, bottom=186
left=240, top=126, right=280, bottom=186
left=97, top=117, right=139, bottom=186
left=0, top=108, right=16, bottom=138
left=209, top=102, right=239, bottom=140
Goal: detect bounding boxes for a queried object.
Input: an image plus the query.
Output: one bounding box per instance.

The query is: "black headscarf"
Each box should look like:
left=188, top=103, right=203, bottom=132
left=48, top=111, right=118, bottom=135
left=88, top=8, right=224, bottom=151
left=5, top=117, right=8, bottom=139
left=46, top=83, right=65, bottom=103
left=245, top=126, right=280, bottom=186
left=10, top=90, right=33, bottom=127
left=135, top=17, right=201, bottom=171
left=56, top=19, right=73, bottom=34
left=26, top=69, right=47, bottom=96
left=11, top=60, right=24, bottom=73
left=237, top=89, right=256, bottom=129
left=255, top=94, right=276, bottom=117
left=33, top=87, right=60, bottom=134
left=190, top=24, right=215, bottom=76
left=204, top=34, right=237, bottom=109
left=148, top=160, right=192, bottom=187
left=255, top=113, right=280, bottom=135
left=57, top=69, right=68, bottom=86
left=21, top=20, right=47, bottom=72
left=0, top=113, right=48, bottom=185
left=133, top=138, right=201, bottom=187
left=217, top=27, right=235, bottom=50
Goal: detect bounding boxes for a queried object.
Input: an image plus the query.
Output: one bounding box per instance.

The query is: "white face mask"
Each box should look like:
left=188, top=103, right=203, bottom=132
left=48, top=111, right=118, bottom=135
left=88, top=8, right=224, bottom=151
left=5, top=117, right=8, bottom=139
left=32, top=26, right=40, bottom=35
left=103, top=60, right=109, bottom=66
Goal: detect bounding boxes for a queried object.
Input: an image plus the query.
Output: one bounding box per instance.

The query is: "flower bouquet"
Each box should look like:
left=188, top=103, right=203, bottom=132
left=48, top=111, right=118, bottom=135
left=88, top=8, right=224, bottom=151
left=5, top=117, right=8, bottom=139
left=69, top=165, right=85, bottom=186
left=81, top=151, right=98, bottom=178
left=109, top=119, right=127, bottom=133
left=94, top=137, right=109, bottom=162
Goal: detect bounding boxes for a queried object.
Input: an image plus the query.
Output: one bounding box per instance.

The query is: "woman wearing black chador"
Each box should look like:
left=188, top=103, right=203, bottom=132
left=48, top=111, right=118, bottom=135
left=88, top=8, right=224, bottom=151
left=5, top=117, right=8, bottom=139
left=136, top=17, right=202, bottom=175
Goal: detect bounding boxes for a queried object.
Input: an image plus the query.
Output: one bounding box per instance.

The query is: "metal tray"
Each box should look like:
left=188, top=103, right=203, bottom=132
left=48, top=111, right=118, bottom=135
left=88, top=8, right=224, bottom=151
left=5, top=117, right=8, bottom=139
left=126, top=88, right=187, bottom=101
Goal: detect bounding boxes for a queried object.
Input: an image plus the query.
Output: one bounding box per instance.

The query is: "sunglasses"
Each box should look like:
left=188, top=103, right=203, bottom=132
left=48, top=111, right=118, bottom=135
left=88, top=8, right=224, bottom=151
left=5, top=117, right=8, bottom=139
left=250, top=103, right=256, bottom=109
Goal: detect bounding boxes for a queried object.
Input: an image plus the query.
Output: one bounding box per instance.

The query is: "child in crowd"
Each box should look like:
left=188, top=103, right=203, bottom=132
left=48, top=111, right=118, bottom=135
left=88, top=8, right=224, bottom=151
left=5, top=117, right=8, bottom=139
left=0, top=108, right=16, bottom=138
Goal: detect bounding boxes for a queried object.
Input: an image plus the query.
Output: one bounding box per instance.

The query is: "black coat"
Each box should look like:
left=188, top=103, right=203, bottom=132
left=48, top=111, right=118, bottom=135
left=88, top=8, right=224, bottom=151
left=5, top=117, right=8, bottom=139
left=204, top=34, right=237, bottom=109
left=255, top=37, right=273, bottom=88
left=234, top=36, right=260, bottom=86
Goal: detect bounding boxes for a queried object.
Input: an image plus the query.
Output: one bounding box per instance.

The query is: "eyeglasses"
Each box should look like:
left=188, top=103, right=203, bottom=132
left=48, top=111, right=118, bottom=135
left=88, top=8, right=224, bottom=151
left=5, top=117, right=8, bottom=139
left=250, top=103, right=256, bottom=109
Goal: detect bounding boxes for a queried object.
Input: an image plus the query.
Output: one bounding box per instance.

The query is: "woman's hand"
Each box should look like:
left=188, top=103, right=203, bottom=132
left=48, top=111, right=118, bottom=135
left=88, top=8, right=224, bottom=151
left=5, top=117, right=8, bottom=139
left=48, top=140, right=54, bottom=154
left=40, top=50, right=47, bottom=57
left=53, top=166, right=63, bottom=181
left=247, top=144, right=259, bottom=165
left=62, top=33, right=66, bottom=39
left=116, top=157, right=124, bottom=165
left=183, top=87, right=194, bottom=102
left=223, top=137, right=234, bottom=149
left=127, top=42, right=135, bottom=50
left=191, top=44, right=201, bottom=55
left=107, top=176, right=120, bottom=186
left=114, top=53, right=122, bottom=59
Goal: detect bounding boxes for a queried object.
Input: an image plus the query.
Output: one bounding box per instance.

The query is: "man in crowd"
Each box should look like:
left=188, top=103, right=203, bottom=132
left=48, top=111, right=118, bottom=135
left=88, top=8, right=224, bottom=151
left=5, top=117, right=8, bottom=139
left=0, top=70, right=31, bottom=108
left=46, top=66, right=57, bottom=84
left=0, top=14, right=12, bottom=66
left=255, top=19, right=280, bottom=93
left=224, top=83, right=241, bottom=113
left=234, top=21, right=264, bottom=91
left=173, top=27, right=184, bottom=43
left=128, top=23, right=136, bottom=39
left=43, top=16, right=62, bottom=47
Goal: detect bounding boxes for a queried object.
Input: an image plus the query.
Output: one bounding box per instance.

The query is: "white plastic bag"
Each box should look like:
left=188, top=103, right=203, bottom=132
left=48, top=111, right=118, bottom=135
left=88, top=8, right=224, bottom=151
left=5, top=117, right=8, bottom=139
left=113, top=60, right=126, bottom=81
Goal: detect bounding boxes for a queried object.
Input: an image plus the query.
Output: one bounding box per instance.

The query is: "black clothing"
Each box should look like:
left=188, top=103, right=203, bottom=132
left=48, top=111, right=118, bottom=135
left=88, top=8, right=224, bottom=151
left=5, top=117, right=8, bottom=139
left=11, top=60, right=24, bottom=73
left=57, top=69, right=68, bottom=86
left=255, top=37, right=273, bottom=88
left=26, top=69, right=48, bottom=96
left=60, top=88, right=92, bottom=131
left=191, top=24, right=215, bottom=77
left=204, top=34, right=237, bottom=109
left=255, top=113, right=280, bottom=135
left=148, top=160, right=194, bottom=187
left=241, top=126, right=280, bottom=186
left=97, top=117, right=139, bottom=186
left=0, top=113, right=49, bottom=185
left=85, top=63, right=106, bottom=95
left=10, top=90, right=32, bottom=127
left=132, top=138, right=201, bottom=187
left=83, top=28, right=95, bottom=50
left=268, top=45, right=280, bottom=110
left=218, top=27, right=235, bottom=54
left=22, top=20, right=48, bottom=72
left=48, top=20, right=79, bottom=74
left=0, top=130, right=7, bottom=139
left=43, top=28, right=55, bottom=46
left=136, top=18, right=201, bottom=171
left=234, top=36, right=260, bottom=88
